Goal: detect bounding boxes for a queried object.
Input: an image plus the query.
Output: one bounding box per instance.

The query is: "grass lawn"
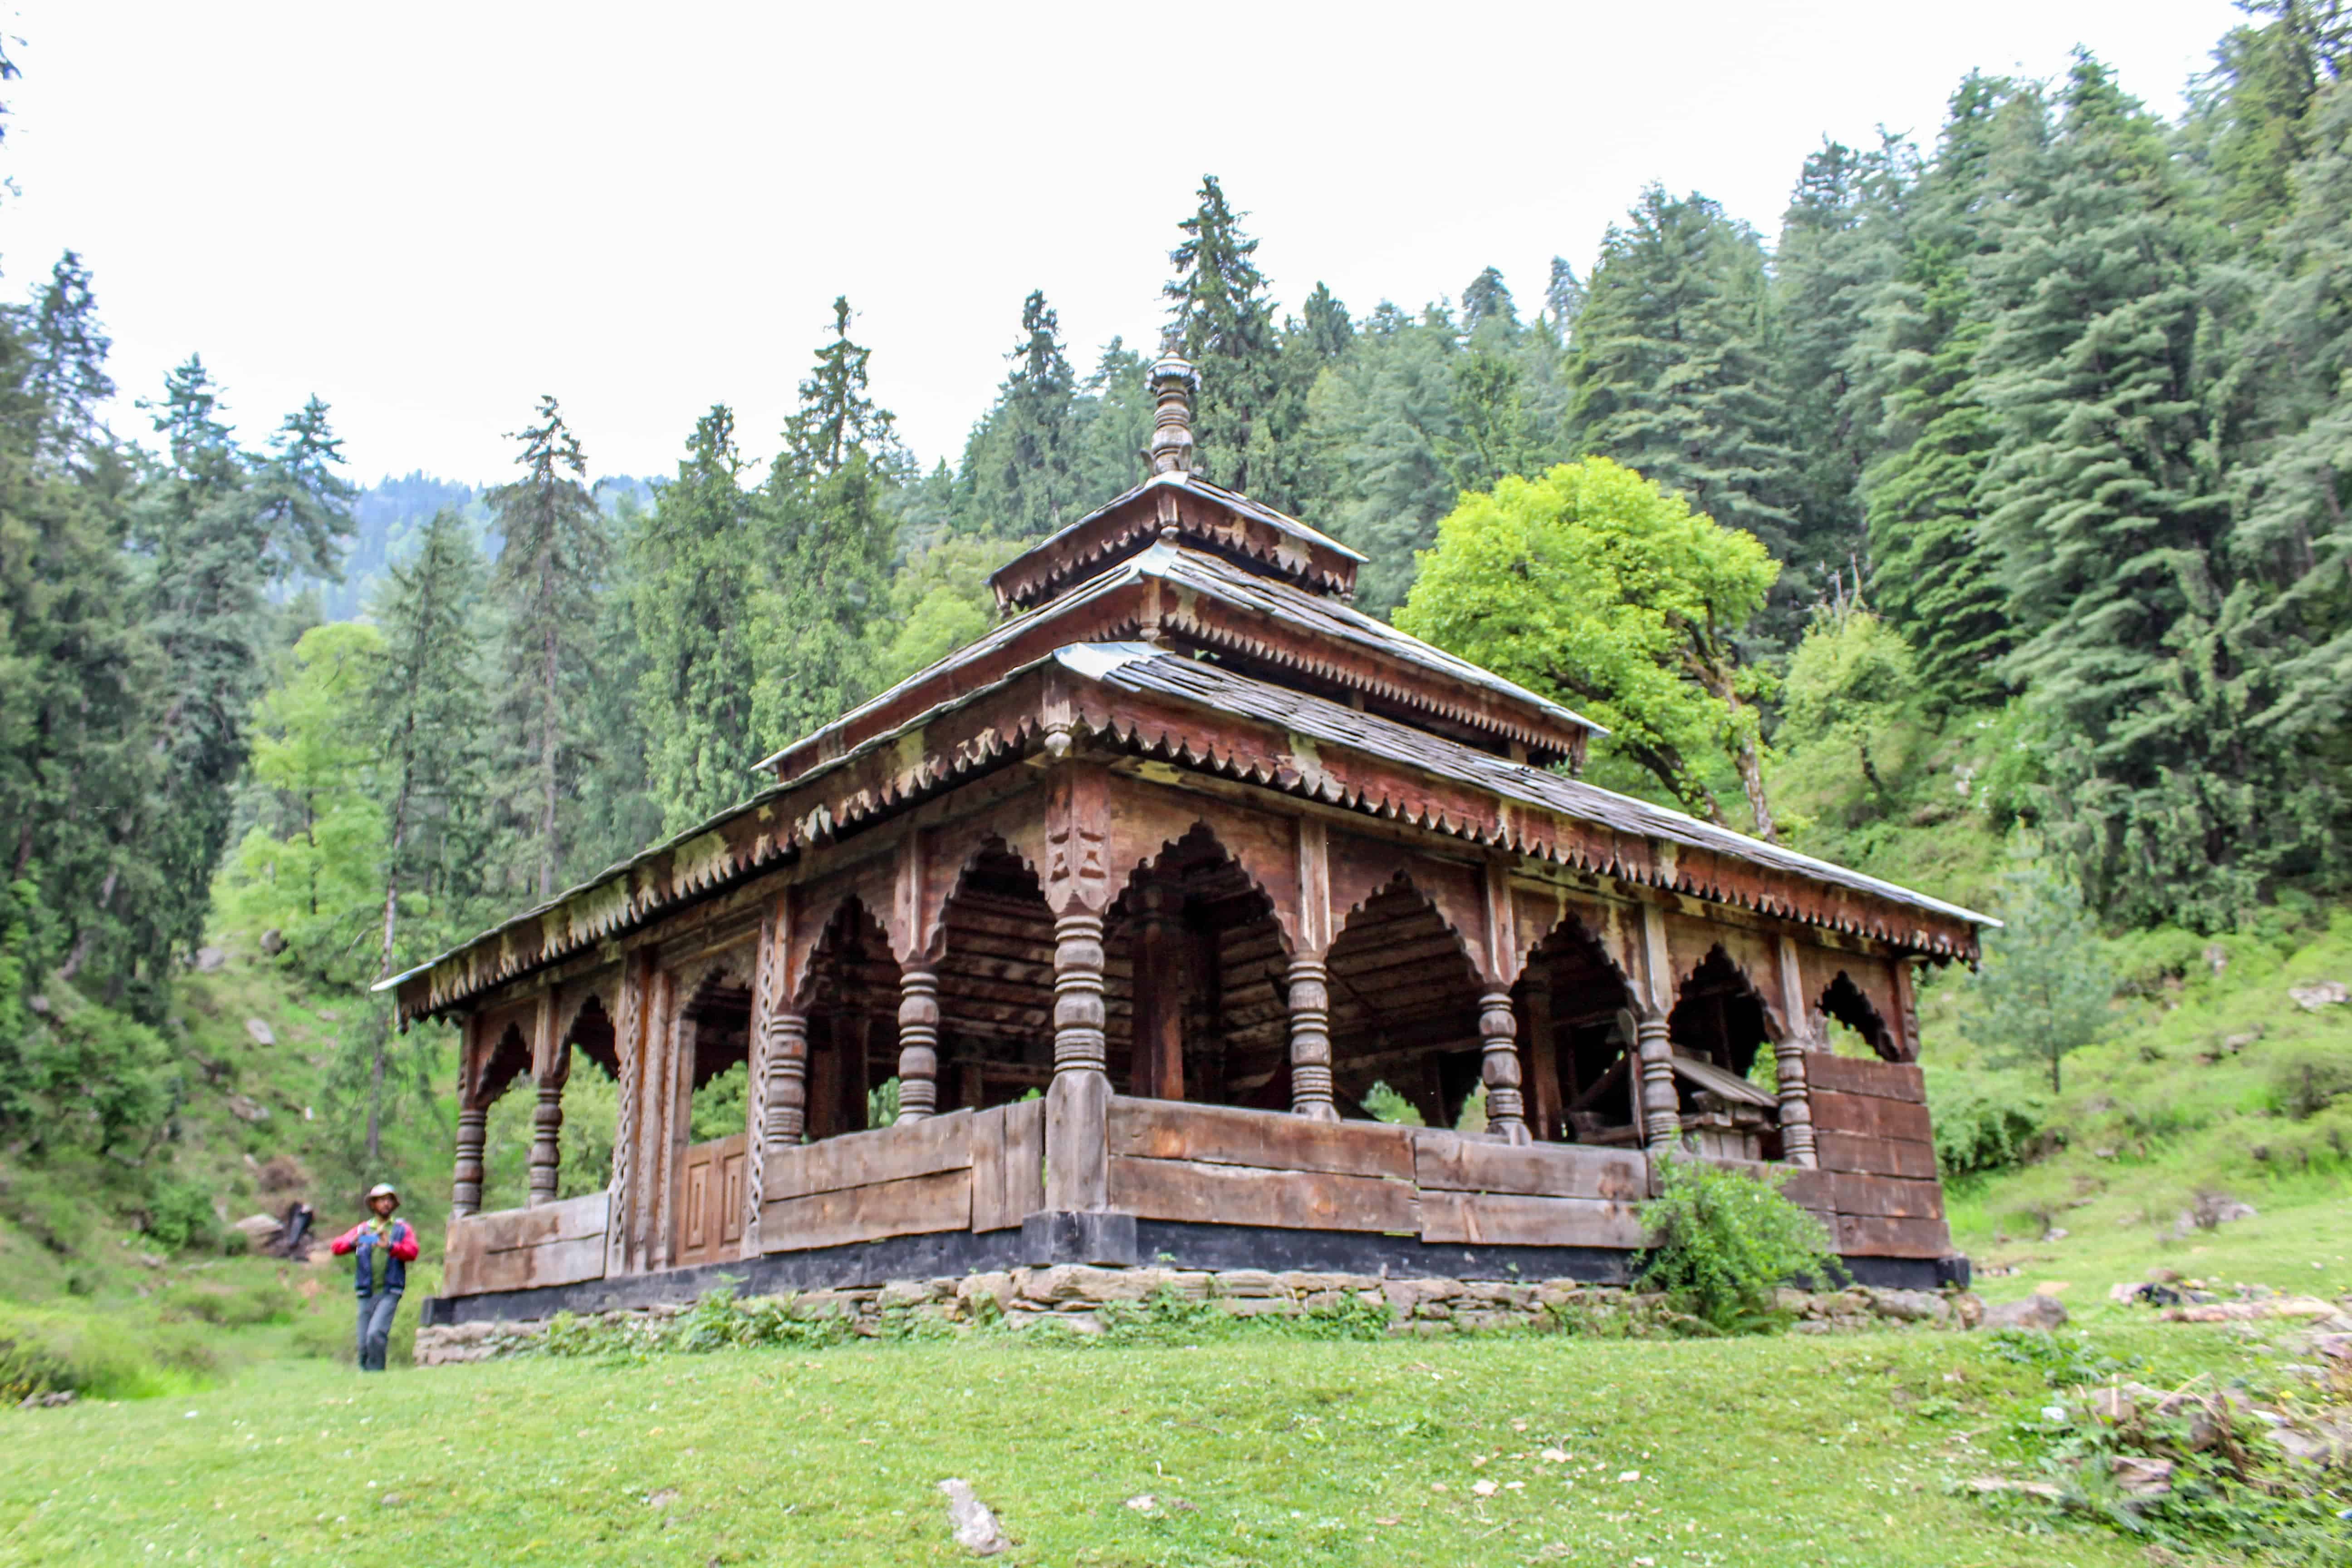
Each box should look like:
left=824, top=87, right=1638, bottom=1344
left=0, top=1326, right=2202, bottom=1568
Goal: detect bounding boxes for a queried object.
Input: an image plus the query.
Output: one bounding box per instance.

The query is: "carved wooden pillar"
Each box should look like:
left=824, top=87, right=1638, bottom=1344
left=527, top=994, right=564, bottom=1207
left=764, top=1012, right=809, bottom=1147
left=1289, top=816, right=1336, bottom=1119
left=1520, top=970, right=1561, bottom=1142
left=1130, top=882, right=1184, bottom=1102
left=1047, top=911, right=1110, bottom=1211
left=452, top=1015, right=485, bottom=1217
left=1772, top=934, right=1820, bottom=1167
left=1287, top=956, right=1337, bottom=1119
left=743, top=894, right=796, bottom=1256
left=1637, top=1013, right=1681, bottom=1149
left=895, top=967, right=941, bottom=1121
left=1478, top=990, right=1530, bottom=1143
left=1637, top=903, right=1682, bottom=1150
left=605, top=952, right=647, bottom=1276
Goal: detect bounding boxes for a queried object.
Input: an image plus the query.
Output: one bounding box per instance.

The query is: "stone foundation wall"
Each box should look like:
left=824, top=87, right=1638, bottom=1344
left=414, top=1264, right=1984, bottom=1366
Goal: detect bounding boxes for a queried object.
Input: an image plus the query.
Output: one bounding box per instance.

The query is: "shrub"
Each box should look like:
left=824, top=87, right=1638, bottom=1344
left=1926, top=1067, right=2050, bottom=1176
left=142, top=1173, right=219, bottom=1253
left=0, top=1302, right=218, bottom=1401
left=2271, top=1044, right=2352, bottom=1122
left=1634, top=1155, right=1843, bottom=1332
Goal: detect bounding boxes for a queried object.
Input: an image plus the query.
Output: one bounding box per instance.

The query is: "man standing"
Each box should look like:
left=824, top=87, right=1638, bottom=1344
left=329, top=1183, right=419, bottom=1372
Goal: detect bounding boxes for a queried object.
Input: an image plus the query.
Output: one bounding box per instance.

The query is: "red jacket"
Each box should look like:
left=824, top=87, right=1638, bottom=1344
left=330, top=1219, right=418, bottom=1293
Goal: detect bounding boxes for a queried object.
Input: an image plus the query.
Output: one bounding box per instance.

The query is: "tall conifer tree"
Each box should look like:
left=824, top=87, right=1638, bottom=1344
left=486, top=396, right=605, bottom=898
left=1164, top=176, right=1285, bottom=501
left=1565, top=188, right=1804, bottom=618
left=633, top=406, right=772, bottom=831
left=1974, top=57, right=2257, bottom=925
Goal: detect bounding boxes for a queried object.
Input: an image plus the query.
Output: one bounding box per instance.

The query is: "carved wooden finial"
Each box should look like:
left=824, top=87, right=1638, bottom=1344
left=1147, top=353, right=1198, bottom=475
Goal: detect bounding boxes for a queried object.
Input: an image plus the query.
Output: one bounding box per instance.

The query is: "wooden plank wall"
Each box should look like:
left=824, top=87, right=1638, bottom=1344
left=1804, top=1054, right=1950, bottom=1258
left=443, top=1191, right=611, bottom=1296
left=757, top=1100, right=1045, bottom=1253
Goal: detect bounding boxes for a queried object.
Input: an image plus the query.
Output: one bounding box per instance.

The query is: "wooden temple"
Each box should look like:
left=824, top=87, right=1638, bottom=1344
left=390, top=357, right=1992, bottom=1323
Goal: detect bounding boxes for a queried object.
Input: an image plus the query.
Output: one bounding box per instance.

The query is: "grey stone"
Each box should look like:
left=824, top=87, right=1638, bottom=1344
left=1212, top=1269, right=1284, bottom=1298
left=243, top=1018, right=276, bottom=1047
left=1981, top=1293, right=2069, bottom=1332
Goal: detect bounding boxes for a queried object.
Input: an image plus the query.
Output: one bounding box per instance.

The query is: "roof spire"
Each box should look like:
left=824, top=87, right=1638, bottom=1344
left=1147, top=353, right=1198, bottom=475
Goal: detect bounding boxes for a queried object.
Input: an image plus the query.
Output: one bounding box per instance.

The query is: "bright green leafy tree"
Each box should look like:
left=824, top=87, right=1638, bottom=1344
left=1396, top=457, right=1782, bottom=838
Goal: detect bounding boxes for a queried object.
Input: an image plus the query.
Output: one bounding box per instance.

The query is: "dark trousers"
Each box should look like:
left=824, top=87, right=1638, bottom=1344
left=356, top=1289, right=402, bottom=1372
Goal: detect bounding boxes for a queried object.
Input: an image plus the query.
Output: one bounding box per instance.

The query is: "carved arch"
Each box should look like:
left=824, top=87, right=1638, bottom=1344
left=475, top=1019, right=532, bottom=1107
left=1323, top=870, right=1493, bottom=1126
left=1668, top=944, right=1776, bottom=1080
left=1819, top=970, right=1902, bottom=1061
left=563, top=993, right=621, bottom=1083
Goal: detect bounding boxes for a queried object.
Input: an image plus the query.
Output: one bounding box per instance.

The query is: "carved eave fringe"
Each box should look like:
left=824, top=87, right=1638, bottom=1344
left=388, top=694, right=1044, bottom=1028
left=1078, top=684, right=1986, bottom=964
left=1166, top=605, right=1583, bottom=762
left=989, top=476, right=1359, bottom=613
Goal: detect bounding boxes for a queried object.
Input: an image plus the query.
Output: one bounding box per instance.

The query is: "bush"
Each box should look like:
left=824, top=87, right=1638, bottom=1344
left=142, top=1173, right=219, bottom=1253
left=1926, top=1067, right=2050, bottom=1176
left=1634, top=1155, right=1843, bottom=1332
left=0, top=1302, right=218, bottom=1401
left=2270, top=1044, right=2352, bottom=1122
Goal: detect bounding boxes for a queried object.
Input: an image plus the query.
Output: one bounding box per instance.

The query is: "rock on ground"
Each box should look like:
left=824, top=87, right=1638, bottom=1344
left=1983, top=1293, right=2069, bottom=1332
left=938, top=1479, right=1011, bottom=1555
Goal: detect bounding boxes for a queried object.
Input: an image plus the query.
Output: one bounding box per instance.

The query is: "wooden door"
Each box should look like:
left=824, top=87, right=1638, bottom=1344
left=673, top=1132, right=747, bottom=1269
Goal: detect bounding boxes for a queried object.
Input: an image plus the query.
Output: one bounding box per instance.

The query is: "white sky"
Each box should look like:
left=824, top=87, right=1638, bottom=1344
left=0, top=0, right=2241, bottom=486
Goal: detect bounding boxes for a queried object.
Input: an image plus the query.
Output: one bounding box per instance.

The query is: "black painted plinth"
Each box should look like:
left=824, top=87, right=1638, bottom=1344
left=1020, top=1210, right=1139, bottom=1266
left=420, top=1219, right=1965, bottom=1326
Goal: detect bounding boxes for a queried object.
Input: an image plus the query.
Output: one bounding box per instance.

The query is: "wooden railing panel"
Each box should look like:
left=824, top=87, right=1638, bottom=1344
left=444, top=1191, right=610, bottom=1295
left=970, top=1098, right=1045, bottom=1234
left=1834, top=1213, right=1951, bottom=1257
left=1412, top=1132, right=1648, bottom=1202
left=1108, top=1155, right=1418, bottom=1233
left=1107, top=1097, right=1414, bottom=1181
left=1419, top=1191, right=1646, bottom=1248
left=1808, top=1090, right=1932, bottom=1144
left=763, top=1109, right=974, bottom=1203
left=761, top=1169, right=973, bottom=1252
left=1814, top=1130, right=1936, bottom=1179
left=1806, top=1055, right=1926, bottom=1101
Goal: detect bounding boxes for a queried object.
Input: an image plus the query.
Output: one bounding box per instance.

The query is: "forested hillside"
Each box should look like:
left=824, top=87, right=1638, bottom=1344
left=3, top=3, right=2350, bottom=1295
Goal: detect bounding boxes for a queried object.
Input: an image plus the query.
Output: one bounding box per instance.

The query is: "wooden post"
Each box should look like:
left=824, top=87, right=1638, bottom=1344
left=527, top=993, right=564, bottom=1207
left=605, top=951, right=647, bottom=1277
left=1289, top=817, right=1336, bottom=1119
left=1478, top=990, right=1530, bottom=1143
left=1047, top=911, right=1110, bottom=1211
left=1772, top=933, right=1820, bottom=1168
left=765, top=1013, right=808, bottom=1145
left=452, top=1015, right=485, bottom=1218
left=744, top=894, right=794, bottom=1255
left=1287, top=956, right=1337, bottom=1119
left=651, top=985, right=691, bottom=1272
left=895, top=967, right=941, bottom=1121
left=1637, top=903, right=1682, bottom=1150
left=1130, top=882, right=1184, bottom=1101
left=1520, top=969, right=1561, bottom=1142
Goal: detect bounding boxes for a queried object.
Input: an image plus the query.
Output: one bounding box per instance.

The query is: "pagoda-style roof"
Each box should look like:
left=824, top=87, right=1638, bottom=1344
left=381, top=352, right=1996, bottom=1025
left=755, top=535, right=1603, bottom=781
left=985, top=468, right=1364, bottom=612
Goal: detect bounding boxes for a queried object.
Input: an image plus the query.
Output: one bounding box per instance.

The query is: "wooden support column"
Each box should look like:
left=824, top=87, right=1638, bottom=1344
left=895, top=967, right=941, bottom=1121
left=451, top=1017, right=485, bottom=1219
left=1477, top=858, right=1529, bottom=1143
left=1478, top=990, right=1530, bottom=1143
left=527, top=992, right=565, bottom=1207
left=1637, top=903, right=1682, bottom=1150
left=1041, top=761, right=1114, bottom=1215
left=1520, top=970, right=1562, bottom=1142
left=1130, top=883, right=1184, bottom=1102
left=605, top=951, right=649, bottom=1276
left=651, top=984, right=692, bottom=1273
left=1047, top=911, right=1110, bottom=1210
left=1289, top=818, right=1337, bottom=1119
left=744, top=892, right=796, bottom=1255
left=1773, top=933, right=1820, bottom=1168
